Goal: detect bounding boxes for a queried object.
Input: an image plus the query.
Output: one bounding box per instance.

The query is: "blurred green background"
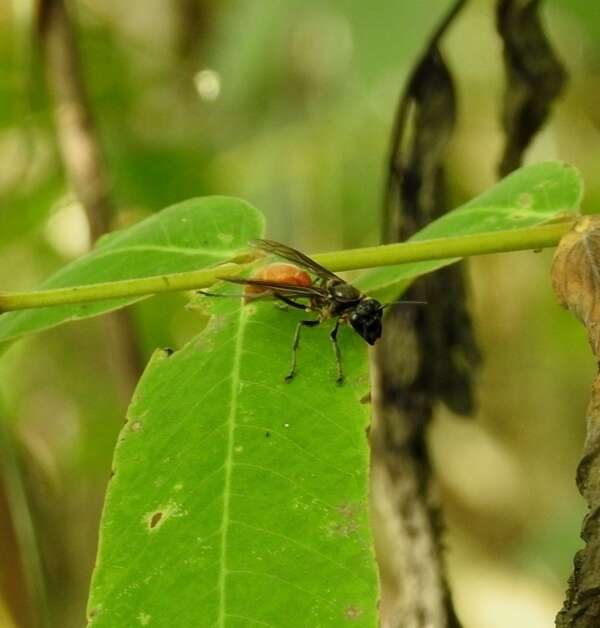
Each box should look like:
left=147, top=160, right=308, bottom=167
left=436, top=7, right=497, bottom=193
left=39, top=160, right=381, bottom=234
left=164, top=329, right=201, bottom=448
left=1, top=1, right=599, bottom=627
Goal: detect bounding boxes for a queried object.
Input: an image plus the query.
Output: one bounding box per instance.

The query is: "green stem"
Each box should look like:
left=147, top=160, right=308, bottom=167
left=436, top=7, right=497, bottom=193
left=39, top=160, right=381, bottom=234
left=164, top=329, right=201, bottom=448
left=0, top=221, right=573, bottom=313
left=0, top=263, right=246, bottom=312
left=314, top=220, right=572, bottom=270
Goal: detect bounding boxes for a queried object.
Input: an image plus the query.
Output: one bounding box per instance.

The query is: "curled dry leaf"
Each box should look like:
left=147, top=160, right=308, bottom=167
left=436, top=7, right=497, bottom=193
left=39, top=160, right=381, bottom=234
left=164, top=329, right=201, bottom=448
left=552, top=215, right=600, bottom=356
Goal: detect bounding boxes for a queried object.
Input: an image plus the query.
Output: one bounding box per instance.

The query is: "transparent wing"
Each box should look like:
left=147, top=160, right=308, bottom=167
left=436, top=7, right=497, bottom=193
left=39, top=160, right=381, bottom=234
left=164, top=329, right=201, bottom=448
left=221, top=276, right=329, bottom=299
left=249, top=239, right=342, bottom=283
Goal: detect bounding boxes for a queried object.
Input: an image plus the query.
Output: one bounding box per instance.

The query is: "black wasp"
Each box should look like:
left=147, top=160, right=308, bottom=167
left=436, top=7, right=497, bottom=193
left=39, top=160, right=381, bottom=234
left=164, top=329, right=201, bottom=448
left=201, top=239, right=422, bottom=384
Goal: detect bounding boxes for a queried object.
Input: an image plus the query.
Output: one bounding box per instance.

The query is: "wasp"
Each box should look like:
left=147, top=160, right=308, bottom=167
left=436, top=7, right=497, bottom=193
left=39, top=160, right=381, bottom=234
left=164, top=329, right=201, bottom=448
left=201, top=239, right=422, bottom=383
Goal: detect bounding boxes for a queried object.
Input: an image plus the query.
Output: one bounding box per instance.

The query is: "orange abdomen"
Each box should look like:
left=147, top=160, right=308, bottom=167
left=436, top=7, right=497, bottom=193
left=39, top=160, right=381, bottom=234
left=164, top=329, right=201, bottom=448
left=244, top=263, right=312, bottom=298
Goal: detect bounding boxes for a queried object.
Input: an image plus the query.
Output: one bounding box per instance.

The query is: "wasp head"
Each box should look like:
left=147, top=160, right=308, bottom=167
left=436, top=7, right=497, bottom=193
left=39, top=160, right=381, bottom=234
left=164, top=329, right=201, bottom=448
left=349, top=298, right=382, bottom=345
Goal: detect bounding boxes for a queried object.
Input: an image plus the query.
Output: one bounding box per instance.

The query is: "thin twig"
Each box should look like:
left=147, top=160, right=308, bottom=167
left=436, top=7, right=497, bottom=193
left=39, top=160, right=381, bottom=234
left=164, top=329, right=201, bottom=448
left=38, top=0, right=113, bottom=239
left=0, top=415, right=49, bottom=628
left=37, top=0, right=143, bottom=394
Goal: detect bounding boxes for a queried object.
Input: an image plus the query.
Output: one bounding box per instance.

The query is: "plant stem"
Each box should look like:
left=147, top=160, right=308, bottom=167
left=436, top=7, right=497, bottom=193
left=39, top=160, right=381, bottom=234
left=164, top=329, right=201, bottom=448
left=0, top=264, right=245, bottom=312
left=0, top=221, right=573, bottom=313
left=314, top=220, right=572, bottom=270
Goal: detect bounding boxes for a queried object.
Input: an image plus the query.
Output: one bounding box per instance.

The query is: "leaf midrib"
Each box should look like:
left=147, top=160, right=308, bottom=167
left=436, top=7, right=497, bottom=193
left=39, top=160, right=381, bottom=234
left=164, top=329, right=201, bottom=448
left=217, top=303, right=248, bottom=627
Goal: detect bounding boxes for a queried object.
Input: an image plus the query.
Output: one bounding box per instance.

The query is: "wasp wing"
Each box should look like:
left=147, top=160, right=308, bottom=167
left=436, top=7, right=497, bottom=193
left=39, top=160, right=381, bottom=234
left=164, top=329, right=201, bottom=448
left=249, top=239, right=342, bottom=283
left=221, top=276, right=328, bottom=299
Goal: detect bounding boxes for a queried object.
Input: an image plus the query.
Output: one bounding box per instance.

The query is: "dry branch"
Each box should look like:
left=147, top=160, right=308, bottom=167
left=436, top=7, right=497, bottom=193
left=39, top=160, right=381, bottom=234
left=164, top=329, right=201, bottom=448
left=552, top=216, right=600, bottom=626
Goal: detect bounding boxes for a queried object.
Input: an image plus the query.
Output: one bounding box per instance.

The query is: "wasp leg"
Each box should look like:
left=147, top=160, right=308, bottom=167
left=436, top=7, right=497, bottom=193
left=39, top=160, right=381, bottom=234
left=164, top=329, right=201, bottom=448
left=275, top=295, right=309, bottom=311
left=330, top=319, right=343, bottom=384
left=286, top=319, right=319, bottom=382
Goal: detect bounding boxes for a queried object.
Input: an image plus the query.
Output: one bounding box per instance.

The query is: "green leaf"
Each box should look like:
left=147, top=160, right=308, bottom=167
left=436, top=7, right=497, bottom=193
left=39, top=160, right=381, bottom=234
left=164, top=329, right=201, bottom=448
left=87, top=295, right=379, bottom=627
left=0, top=196, right=263, bottom=345
left=355, top=161, right=583, bottom=301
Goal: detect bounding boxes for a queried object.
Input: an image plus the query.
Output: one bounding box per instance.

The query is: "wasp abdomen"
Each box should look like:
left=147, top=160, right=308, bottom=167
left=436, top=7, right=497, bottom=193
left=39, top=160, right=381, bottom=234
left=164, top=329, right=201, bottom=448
left=244, top=263, right=312, bottom=299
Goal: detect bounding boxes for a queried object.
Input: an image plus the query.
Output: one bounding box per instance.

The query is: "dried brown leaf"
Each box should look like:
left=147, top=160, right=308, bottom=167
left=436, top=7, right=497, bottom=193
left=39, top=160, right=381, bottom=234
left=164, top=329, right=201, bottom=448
left=552, top=215, right=600, bottom=356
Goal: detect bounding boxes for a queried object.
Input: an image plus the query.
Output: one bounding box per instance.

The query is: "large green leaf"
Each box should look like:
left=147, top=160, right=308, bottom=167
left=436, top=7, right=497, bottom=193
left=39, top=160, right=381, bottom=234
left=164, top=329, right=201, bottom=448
left=87, top=295, right=378, bottom=627
left=355, top=161, right=583, bottom=301
left=0, top=197, right=262, bottom=344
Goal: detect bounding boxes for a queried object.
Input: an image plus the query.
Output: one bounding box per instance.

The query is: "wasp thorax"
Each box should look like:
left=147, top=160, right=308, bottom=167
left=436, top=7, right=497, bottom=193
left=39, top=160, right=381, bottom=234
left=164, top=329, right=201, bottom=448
left=349, top=298, right=383, bottom=345
left=331, top=282, right=360, bottom=301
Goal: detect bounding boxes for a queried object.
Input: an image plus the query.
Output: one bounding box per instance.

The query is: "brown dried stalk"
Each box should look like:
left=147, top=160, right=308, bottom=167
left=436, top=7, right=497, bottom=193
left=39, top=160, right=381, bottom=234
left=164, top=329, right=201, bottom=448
left=552, top=216, right=600, bottom=626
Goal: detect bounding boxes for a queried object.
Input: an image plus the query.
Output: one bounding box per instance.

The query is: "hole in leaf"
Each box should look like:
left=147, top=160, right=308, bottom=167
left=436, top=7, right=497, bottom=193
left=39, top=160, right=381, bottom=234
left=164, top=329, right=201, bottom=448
left=149, top=512, right=163, bottom=529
